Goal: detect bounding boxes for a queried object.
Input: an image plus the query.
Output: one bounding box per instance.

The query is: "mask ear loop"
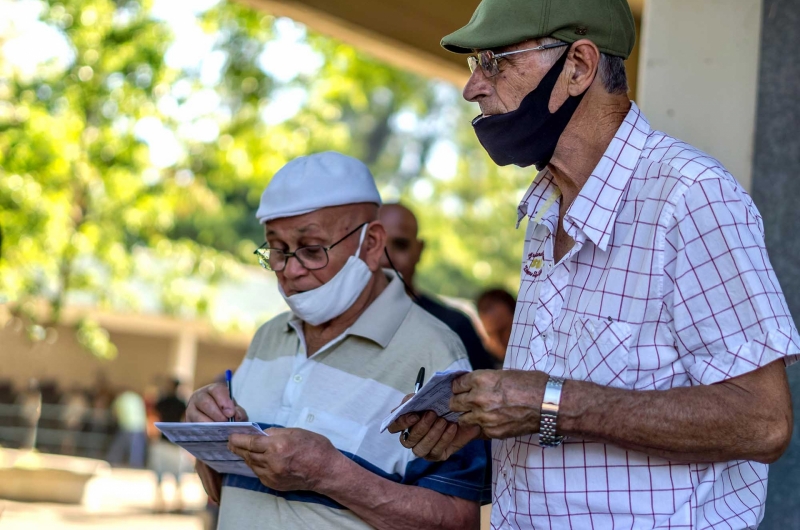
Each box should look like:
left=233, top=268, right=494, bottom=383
left=382, top=247, right=421, bottom=303
left=354, top=224, right=368, bottom=256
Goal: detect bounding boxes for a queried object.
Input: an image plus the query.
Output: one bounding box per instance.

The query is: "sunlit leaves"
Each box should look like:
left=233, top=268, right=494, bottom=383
left=1, top=0, right=537, bottom=361
left=76, top=317, right=117, bottom=359
left=0, top=0, right=238, bottom=357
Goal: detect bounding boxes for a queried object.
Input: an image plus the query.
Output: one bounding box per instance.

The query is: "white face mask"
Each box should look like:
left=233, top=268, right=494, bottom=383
left=278, top=225, right=372, bottom=326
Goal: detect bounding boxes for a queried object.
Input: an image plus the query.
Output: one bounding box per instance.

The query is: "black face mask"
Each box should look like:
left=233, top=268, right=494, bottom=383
left=472, top=45, right=588, bottom=170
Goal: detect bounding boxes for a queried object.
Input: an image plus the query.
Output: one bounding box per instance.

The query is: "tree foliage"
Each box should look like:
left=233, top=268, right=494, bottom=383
left=0, top=0, right=535, bottom=358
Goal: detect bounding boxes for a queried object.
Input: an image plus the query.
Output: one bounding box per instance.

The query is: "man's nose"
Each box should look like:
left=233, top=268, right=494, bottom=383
left=281, top=254, right=308, bottom=280
left=462, top=67, right=493, bottom=103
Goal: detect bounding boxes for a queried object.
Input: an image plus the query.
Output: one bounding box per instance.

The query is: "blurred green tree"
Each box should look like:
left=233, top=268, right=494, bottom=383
left=0, top=0, right=534, bottom=358
left=0, top=0, right=241, bottom=357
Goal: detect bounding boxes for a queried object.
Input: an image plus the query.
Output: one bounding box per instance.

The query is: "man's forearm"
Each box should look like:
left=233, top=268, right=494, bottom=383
left=558, top=360, right=792, bottom=463
left=317, top=456, right=479, bottom=530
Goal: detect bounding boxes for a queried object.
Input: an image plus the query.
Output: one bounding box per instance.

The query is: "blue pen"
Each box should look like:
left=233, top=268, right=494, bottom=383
left=225, top=369, right=234, bottom=422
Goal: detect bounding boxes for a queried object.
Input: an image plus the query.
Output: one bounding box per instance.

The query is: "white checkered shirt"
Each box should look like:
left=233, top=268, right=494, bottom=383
left=493, top=103, right=800, bottom=530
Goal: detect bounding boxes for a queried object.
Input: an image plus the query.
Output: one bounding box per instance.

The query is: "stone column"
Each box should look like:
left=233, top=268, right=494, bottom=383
left=752, top=1, right=800, bottom=528
left=170, top=328, right=198, bottom=393
left=636, top=0, right=763, bottom=190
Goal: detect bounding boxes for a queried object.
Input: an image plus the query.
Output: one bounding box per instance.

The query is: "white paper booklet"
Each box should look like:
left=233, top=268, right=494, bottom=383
left=380, top=370, right=468, bottom=433
left=155, top=422, right=267, bottom=477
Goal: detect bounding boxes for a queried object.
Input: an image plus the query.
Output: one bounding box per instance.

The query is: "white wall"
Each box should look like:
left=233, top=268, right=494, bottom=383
left=637, top=0, right=762, bottom=190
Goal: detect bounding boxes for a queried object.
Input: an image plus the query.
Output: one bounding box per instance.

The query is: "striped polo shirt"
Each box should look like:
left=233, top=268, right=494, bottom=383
left=218, top=271, right=489, bottom=529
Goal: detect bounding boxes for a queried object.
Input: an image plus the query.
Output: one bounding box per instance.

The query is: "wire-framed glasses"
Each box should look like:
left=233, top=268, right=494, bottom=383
left=467, top=42, right=568, bottom=77
left=253, top=222, right=367, bottom=272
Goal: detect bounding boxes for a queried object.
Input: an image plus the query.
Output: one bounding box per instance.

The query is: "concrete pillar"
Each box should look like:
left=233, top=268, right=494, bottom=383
left=636, top=0, right=763, bottom=191
left=637, top=1, right=800, bottom=526
left=170, top=329, right=198, bottom=392
left=751, top=0, right=800, bottom=528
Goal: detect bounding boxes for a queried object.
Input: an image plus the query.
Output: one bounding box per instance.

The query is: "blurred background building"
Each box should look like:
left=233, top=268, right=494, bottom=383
left=1, top=0, right=798, bottom=528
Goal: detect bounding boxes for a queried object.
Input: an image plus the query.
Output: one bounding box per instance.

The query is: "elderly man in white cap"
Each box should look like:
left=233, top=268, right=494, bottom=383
left=185, top=151, right=487, bottom=529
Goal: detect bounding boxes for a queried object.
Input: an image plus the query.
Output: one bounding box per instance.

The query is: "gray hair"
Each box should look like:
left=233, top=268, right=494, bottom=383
left=537, top=38, right=628, bottom=96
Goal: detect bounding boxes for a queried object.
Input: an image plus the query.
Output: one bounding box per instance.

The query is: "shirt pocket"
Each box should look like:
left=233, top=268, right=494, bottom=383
left=568, top=316, right=632, bottom=388
left=291, top=407, right=368, bottom=456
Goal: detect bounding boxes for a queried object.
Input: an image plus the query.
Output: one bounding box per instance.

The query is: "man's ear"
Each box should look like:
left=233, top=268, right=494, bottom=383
left=363, top=221, right=387, bottom=272
left=567, top=39, right=600, bottom=97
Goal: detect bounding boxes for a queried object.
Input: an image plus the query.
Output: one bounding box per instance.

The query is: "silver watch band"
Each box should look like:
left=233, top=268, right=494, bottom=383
left=539, top=376, right=566, bottom=447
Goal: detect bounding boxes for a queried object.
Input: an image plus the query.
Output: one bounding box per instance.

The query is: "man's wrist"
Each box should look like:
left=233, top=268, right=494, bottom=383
left=314, top=450, right=357, bottom=497
left=554, top=379, right=593, bottom=436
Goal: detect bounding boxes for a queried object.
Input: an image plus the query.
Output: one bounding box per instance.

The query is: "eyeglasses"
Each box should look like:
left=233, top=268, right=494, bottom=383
left=254, top=222, right=367, bottom=272
left=467, top=42, right=568, bottom=78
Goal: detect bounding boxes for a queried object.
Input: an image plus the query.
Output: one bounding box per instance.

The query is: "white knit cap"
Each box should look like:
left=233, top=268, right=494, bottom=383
left=256, top=151, right=382, bottom=224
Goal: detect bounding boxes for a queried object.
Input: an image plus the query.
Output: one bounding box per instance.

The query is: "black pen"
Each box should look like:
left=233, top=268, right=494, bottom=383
left=403, top=367, right=425, bottom=441
left=225, top=369, right=234, bottom=422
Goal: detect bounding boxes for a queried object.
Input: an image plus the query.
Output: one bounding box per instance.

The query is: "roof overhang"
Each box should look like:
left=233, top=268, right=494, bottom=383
left=240, top=0, right=644, bottom=88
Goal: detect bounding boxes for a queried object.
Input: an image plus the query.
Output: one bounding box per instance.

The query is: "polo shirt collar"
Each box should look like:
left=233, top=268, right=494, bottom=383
left=285, top=269, right=412, bottom=349
left=517, top=103, right=651, bottom=251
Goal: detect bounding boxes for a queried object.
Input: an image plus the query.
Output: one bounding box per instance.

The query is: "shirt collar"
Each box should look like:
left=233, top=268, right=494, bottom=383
left=285, top=269, right=412, bottom=349
left=517, top=103, right=651, bottom=251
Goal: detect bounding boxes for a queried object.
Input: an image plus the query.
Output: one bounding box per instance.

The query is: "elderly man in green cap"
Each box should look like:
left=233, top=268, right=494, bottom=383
left=388, top=0, right=798, bottom=528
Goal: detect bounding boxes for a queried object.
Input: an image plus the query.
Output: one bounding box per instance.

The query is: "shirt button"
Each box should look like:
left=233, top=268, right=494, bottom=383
left=306, top=413, right=315, bottom=423
left=293, top=374, right=302, bottom=383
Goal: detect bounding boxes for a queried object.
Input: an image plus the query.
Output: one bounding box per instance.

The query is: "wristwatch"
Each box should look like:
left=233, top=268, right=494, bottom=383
left=538, top=376, right=566, bottom=447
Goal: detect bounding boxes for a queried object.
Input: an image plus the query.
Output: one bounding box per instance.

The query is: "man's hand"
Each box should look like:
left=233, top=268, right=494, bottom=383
left=387, top=369, right=549, bottom=461
left=228, top=428, right=346, bottom=492
left=195, top=460, right=223, bottom=505
left=451, top=369, right=549, bottom=439
left=388, top=410, right=482, bottom=461
left=186, top=383, right=248, bottom=504
left=186, top=382, right=248, bottom=423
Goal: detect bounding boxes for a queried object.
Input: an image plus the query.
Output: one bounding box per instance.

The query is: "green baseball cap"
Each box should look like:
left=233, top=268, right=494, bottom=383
left=441, top=0, right=636, bottom=59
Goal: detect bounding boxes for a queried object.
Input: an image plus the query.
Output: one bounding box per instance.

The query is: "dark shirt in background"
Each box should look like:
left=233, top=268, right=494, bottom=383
left=416, top=294, right=497, bottom=371
left=156, top=395, right=186, bottom=440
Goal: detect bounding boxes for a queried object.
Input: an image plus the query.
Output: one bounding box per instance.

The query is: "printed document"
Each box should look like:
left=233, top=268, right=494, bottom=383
left=155, top=422, right=267, bottom=477
left=380, top=370, right=468, bottom=432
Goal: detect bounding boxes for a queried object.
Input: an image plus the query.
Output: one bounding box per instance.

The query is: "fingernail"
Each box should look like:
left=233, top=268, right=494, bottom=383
left=408, top=415, right=419, bottom=424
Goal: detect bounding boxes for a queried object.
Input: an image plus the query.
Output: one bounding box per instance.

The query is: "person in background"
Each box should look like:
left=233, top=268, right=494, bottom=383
left=106, top=388, right=147, bottom=468
left=59, top=384, right=89, bottom=455
left=476, top=288, right=515, bottom=365
left=379, top=202, right=496, bottom=370
left=88, top=392, right=113, bottom=459
left=155, top=378, right=187, bottom=426
left=150, top=378, right=189, bottom=512
left=144, top=382, right=161, bottom=442
left=16, top=378, right=42, bottom=450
